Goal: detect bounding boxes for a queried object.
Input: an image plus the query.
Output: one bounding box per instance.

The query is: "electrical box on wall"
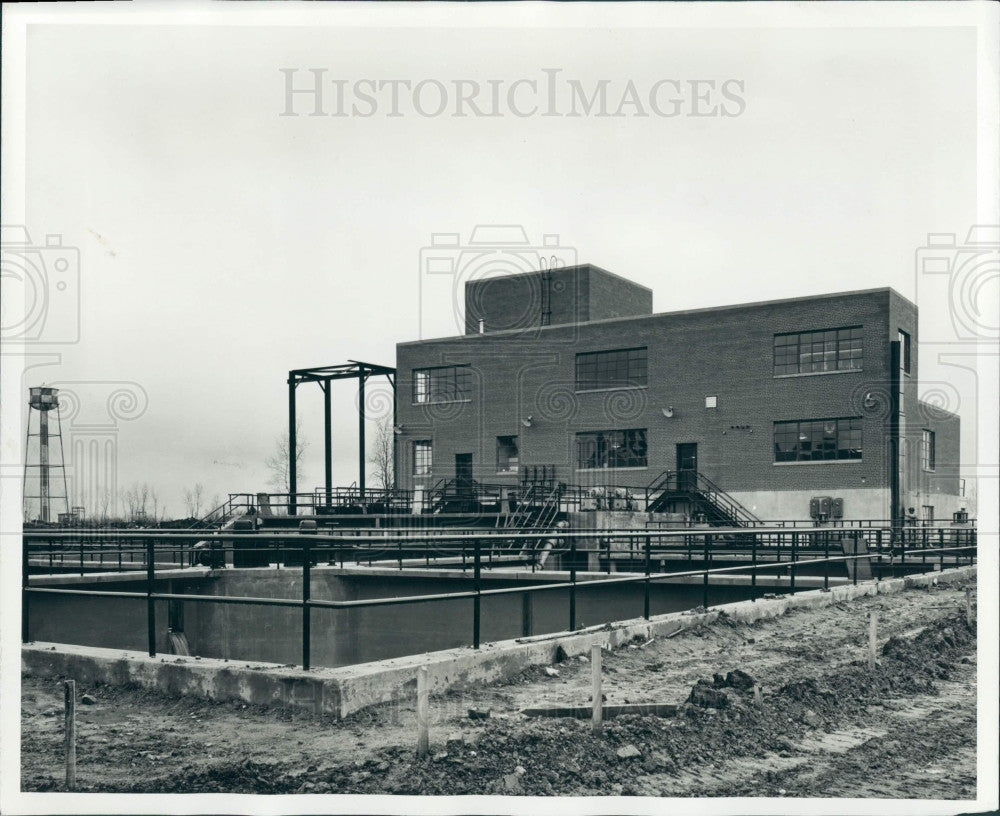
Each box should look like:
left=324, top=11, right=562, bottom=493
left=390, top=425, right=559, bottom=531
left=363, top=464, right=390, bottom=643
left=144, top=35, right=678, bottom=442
left=831, top=498, right=844, bottom=519
left=809, top=496, right=833, bottom=519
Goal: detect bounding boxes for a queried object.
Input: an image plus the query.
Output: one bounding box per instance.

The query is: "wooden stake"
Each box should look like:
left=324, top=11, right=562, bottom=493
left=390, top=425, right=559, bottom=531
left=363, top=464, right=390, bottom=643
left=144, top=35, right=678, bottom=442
left=63, top=680, right=77, bottom=790
left=965, top=587, right=974, bottom=627
left=867, top=612, right=877, bottom=670
left=753, top=684, right=762, bottom=707
left=416, top=666, right=429, bottom=757
left=591, top=644, right=603, bottom=735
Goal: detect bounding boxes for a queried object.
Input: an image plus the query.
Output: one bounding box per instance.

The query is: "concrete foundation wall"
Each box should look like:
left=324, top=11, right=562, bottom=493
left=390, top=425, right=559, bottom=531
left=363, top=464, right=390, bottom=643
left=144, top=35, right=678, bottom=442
left=22, top=566, right=976, bottom=720
left=172, top=569, right=761, bottom=668
left=27, top=567, right=761, bottom=670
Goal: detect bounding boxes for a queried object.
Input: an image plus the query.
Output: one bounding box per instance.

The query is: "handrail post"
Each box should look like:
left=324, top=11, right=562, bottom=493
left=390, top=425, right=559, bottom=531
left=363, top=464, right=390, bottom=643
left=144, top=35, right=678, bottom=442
left=302, top=539, right=311, bottom=670
left=146, top=538, right=156, bottom=657
left=790, top=533, right=797, bottom=594
left=643, top=534, right=651, bottom=620
left=569, top=536, right=577, bottom=631
left=702, top=534, right=710, bottom=609
left=22, top=534, right=30, bottom=643
left=750, top=533, right=757, bottom=601
left=473, top=538, right=481, bottom=649
left=79, top=532, right=84, bottom=577
left=823, top=530, right=829, bottom=590
left=852, top=533, right=858, bottom=586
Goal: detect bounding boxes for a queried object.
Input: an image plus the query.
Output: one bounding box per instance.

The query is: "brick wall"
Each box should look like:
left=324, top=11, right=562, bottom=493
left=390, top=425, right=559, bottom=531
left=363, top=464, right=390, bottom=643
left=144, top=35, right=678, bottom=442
left=396, top=286, right=958, bottom=522
left=463, top=264, right=651, bottom=335
left=907, top=401, right=963, bottom=517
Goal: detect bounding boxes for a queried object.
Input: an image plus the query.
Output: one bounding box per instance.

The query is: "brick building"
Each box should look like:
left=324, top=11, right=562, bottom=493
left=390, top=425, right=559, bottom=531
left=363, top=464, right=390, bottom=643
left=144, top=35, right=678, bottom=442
left=394, top=265, right=967, bottom=523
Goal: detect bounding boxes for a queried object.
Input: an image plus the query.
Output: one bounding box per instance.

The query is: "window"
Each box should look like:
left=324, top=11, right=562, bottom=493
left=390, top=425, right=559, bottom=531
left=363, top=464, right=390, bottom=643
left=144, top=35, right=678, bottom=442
left=705, top=396, right=718, bottom=409
left=921, top=429, right=935, bottom=471
left=413, top=365, right=471, bottom=404
left=497, top=436, right=519, bottom=473
left=413, top=440, right=433, bottom=476
left=898, top=329, right=911, bottom=374
left=773, top=417, right=862, bottom=462
left=576, top=429, right=647, bottom=469
left=575, top=347, right=647, bottom=391
left=773, top=327, right=863, bottom=375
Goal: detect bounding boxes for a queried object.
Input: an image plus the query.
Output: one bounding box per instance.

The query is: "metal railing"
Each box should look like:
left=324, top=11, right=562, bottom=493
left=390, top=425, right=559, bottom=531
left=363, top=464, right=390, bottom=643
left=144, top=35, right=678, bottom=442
left=22, top=523, right=978, bottom=671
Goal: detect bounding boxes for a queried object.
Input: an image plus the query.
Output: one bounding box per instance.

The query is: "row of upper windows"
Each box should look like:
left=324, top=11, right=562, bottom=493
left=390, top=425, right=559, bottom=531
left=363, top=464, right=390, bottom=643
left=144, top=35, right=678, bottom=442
left=410, top=419, right=945, bottom=474
left=412, top=328, right=881, bottom=403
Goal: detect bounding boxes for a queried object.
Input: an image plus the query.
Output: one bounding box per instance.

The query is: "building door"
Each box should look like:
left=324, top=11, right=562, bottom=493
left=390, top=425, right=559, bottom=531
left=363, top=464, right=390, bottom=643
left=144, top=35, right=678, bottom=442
left=455, top=453, right=474, bottom=495
left=676, top=443, right=698, bottom=492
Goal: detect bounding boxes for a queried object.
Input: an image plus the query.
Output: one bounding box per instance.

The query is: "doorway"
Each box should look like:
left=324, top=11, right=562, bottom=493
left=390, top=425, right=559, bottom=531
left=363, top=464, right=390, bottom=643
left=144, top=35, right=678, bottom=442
left=676, top=443, right=698, bottom=491
left=455, top=453, right=474, bottom=495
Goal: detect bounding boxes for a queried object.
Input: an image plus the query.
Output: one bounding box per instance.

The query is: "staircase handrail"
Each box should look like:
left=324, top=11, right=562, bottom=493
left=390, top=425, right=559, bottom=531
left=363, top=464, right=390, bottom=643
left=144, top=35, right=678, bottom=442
left=644, top=470, right=676, bottom=507
left=695, top=472, right=760, bottom=525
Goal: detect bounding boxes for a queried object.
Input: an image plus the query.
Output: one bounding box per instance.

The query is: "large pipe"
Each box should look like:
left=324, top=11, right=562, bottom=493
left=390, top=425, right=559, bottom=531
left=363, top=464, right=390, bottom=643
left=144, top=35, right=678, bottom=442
left=889, top=340, right=901, bottom=531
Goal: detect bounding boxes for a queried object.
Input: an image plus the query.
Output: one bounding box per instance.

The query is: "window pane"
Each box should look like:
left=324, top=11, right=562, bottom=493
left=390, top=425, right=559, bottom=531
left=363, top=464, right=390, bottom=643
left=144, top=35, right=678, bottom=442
left=774, top=417, right=862, bottom=462
left=774, top=327, right=863, bottom=375
left=576, top=348, right=648, bottom=389
left=576, top=429, right=647, bottom=468
left=413, top=365, right=471, bottom=403
left=413, top=441, right=433, bottom=475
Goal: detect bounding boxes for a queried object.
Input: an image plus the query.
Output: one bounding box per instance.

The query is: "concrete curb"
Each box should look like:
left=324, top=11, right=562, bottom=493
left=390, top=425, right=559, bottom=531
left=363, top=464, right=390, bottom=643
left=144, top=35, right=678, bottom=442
left=22, top=565, right=976, bottom=719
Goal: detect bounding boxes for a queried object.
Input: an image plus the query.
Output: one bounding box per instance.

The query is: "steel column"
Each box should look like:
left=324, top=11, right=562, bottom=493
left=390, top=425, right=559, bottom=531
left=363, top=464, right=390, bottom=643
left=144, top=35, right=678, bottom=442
left=702, top=534, right=710, bottom=610
left=323, top=382, right=332, bottom=507
left=643, top=535, right=651, bottom=620
left=302, top=540, right=311, bottom=670
left=288, top=377, right=297, bottom=517
left=569, top=538, right=577, bottom=631
left=146, top=539, right=156, bottom=657
left=22, top=535, right=29, bottom=643
left=473, top=538, right=481, bottom=649
left=358, top=368, right=366, bottom=503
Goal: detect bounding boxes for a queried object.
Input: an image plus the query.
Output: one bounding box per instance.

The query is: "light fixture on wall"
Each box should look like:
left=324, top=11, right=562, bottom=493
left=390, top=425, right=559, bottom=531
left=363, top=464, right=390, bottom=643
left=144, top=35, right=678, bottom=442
left=661, top=407, right=675, bottom=418
left=393, top=424, right=404, bottom=435
left=521, top=415, right=533, bottom=428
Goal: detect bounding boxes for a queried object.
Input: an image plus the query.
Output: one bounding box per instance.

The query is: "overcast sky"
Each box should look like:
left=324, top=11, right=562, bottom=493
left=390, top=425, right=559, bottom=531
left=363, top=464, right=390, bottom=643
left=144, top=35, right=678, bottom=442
left=12, top=10, right=991, bottom=518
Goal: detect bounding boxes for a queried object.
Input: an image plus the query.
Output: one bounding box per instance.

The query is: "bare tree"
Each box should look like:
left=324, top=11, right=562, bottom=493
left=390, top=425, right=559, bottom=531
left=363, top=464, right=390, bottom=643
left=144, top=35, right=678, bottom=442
left=120, top=482, right=151, bottom=524
left=150, top=486, right=163, bottom=523
left=368, top=415, right=395, bottom=491
left=265, top=420, right=307, bottom=493
left=95, top=488, right=114, bottom=524
left=183, top=483, right=205, bottom=518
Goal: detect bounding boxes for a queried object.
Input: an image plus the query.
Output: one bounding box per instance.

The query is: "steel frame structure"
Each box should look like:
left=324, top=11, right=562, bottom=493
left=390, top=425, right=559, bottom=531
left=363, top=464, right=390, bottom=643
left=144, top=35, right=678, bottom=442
left=286, top=360, right=396, bottom=515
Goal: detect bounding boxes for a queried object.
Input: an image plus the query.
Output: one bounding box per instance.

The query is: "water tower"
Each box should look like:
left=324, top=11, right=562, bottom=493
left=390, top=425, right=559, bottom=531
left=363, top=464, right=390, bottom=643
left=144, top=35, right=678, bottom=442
left=24, top=386, right=70, bottom=523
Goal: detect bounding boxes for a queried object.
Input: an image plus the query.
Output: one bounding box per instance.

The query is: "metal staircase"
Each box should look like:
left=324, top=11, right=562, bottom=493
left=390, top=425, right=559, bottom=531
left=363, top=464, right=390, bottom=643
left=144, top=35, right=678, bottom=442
left=493, top=482, right=566, bottom=566
left=644, top=470, right=760, bottom=527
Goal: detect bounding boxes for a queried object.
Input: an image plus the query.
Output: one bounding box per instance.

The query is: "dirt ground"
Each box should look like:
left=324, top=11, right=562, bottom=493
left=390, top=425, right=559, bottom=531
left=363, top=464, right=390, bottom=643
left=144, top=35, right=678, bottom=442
left=21, top=576, right=978, bottom=799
